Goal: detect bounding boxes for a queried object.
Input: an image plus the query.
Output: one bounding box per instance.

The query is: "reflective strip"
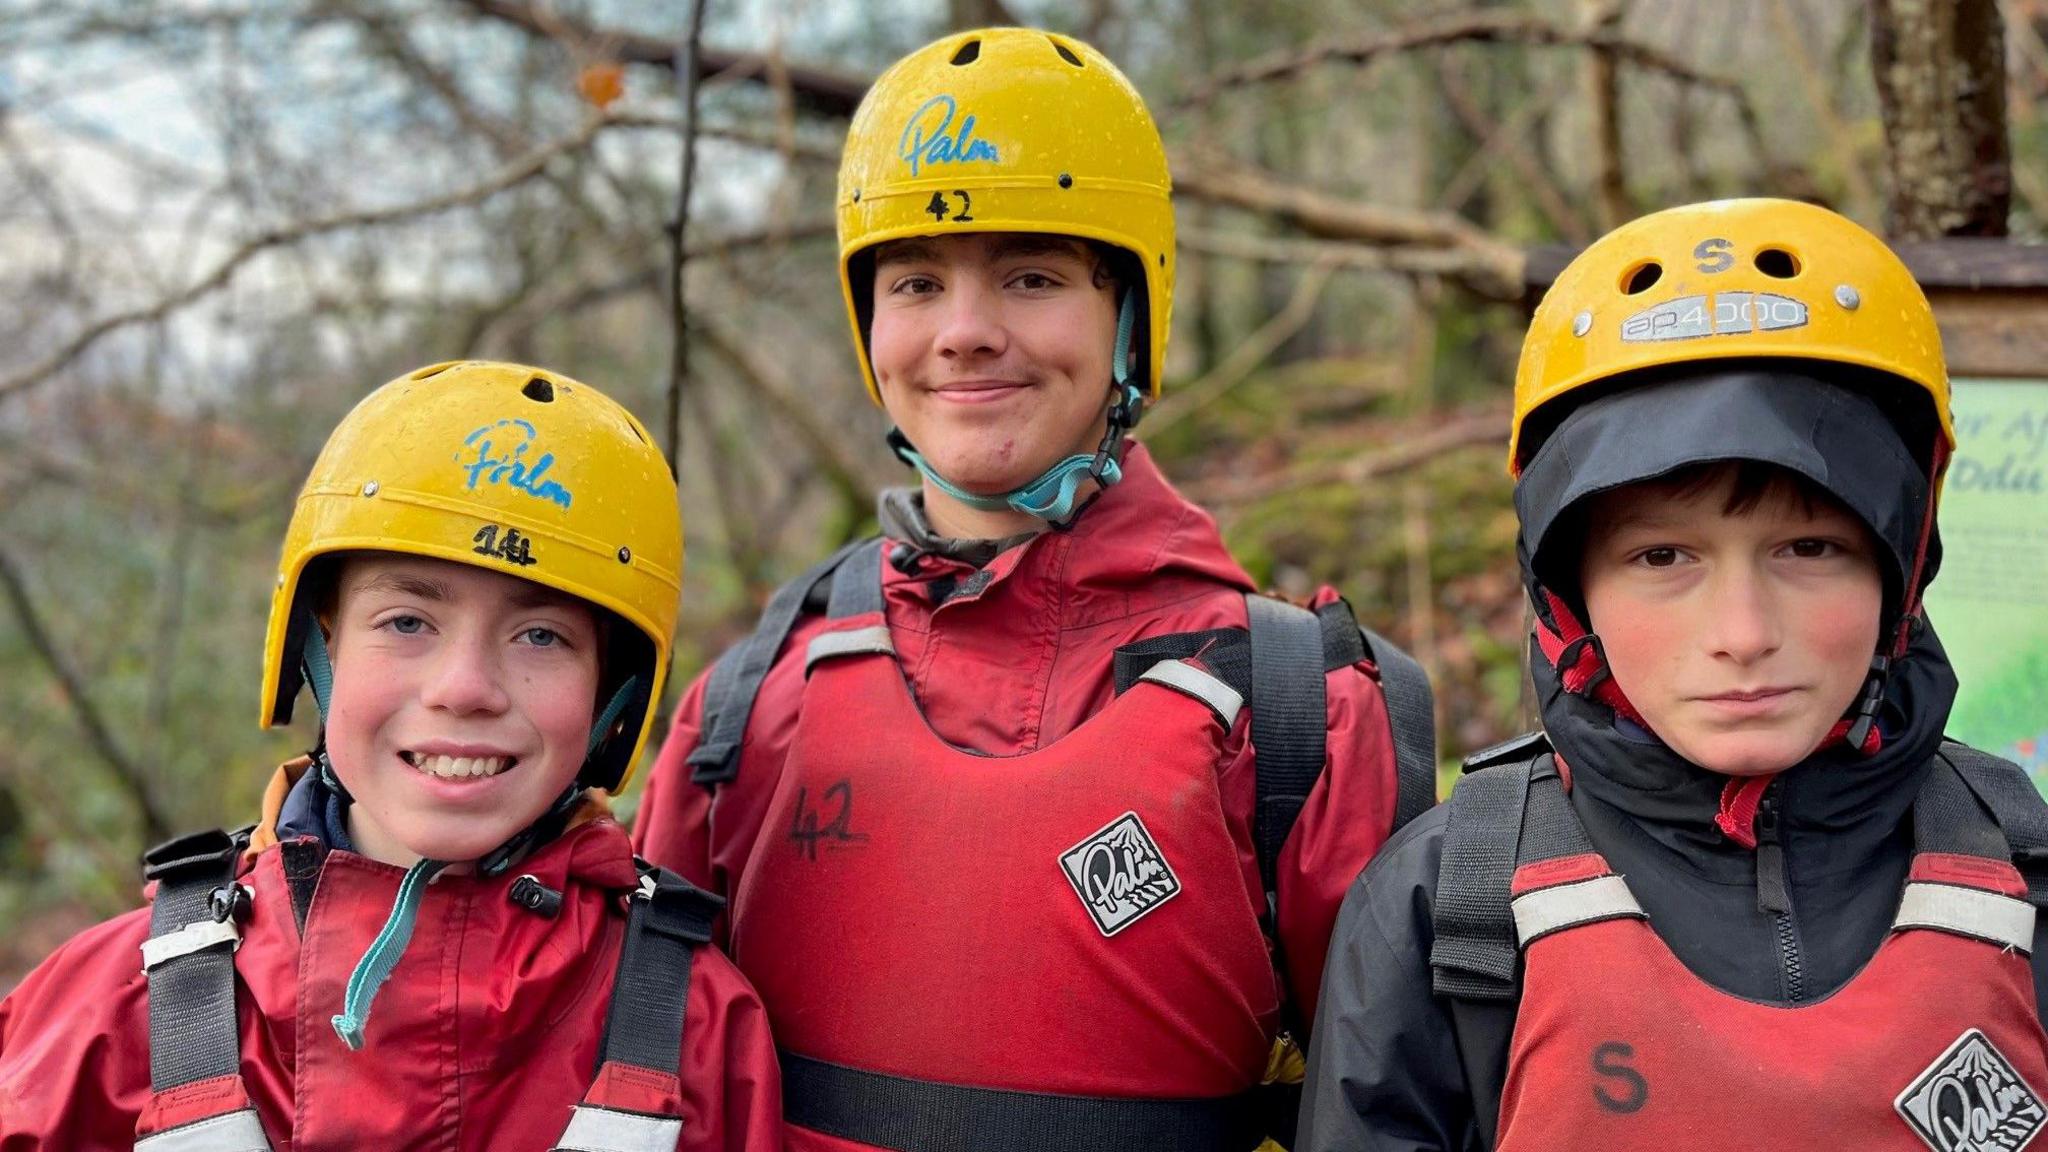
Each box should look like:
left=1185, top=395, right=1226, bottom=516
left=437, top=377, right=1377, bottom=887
left=554, top=1105, right=684, bottom=1152
left=134, top=1108, right=272, bottom=1152
left=804, top=626, right=894, bottom=670
left=1138, top=659, right=1245, bottom=728
left=1510, top=874, right=1643, bottom=945
left=140, top=919, right=242, bottom=971
left=1894, top=882, right=2036, bottom=952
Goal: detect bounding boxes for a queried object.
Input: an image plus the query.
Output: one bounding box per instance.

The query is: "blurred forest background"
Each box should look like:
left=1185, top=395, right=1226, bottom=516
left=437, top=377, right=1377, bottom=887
left=0, top=0, right=2041, bottom=984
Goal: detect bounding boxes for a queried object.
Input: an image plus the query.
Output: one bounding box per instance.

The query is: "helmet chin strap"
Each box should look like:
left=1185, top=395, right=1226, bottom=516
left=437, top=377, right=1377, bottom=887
left=890, top=290, right=1143, bottom=527
left=298, top=618, right=638, bottom=1051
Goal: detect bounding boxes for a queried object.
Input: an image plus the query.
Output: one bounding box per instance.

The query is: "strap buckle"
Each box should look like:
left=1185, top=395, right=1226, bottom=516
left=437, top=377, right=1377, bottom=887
left=142, top=826, right=252, bottom=885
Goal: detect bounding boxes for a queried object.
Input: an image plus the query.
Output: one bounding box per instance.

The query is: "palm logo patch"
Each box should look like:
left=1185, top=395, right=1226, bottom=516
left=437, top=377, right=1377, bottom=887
left=1895, top=1029, right=2047, bottom=1152
left=1059, top=812, right=1181, bottom=937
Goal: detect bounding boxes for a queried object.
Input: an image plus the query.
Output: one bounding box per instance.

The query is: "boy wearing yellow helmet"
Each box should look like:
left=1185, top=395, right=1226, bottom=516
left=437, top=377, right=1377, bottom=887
left=630, top=27, right=1439, bottom=1152
left=0, top=362, right=781, bottom=1150
left=1300, top=201, right=2048, bottom=1151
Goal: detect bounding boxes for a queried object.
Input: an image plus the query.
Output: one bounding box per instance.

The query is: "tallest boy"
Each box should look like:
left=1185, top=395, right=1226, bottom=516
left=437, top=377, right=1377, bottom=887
left=634, top=28, right=1434, bottom=1152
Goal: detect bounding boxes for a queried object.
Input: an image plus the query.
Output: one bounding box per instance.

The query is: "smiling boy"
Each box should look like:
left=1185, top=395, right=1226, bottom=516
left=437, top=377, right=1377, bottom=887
left=629, top=27, right=1438, bottom=1152
left=0, top=361, right=780, bottom=1151
left=1300, top=200, right=2048, bottom=1151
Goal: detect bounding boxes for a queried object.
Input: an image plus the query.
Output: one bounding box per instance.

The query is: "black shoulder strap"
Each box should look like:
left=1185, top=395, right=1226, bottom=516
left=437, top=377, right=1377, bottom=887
left=1941, top=741, right=2048, bottom=908
left=142, top=827, right=253, bottom=1095
left=1430, top=757, right=1540, bottom=1152
left=1314, top=600, right=1439, bottom=831
left=687, top=536, right=882, bottom=785
left=595, top=864, right=724, bottom=1076
left=1247, top=595, right=1328, bottom=897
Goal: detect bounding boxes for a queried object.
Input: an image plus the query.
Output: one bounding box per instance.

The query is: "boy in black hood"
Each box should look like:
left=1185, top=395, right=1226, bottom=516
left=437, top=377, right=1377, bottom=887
left=1300, top=199, right=2048, bottom=1152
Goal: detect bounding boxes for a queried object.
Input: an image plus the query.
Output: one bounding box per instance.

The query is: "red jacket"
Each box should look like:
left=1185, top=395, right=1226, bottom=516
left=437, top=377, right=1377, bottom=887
left=634, top=441, right=1402, bottom=1028
left=0, top=807, right=780, bottom=1151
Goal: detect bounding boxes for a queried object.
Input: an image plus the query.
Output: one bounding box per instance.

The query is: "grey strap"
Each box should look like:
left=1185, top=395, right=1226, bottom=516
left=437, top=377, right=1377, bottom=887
left=805, top=625, right=896, bottom=671
left=1358, top=625, right=1438, bottom=830
left=142, top=829, right=249, bottom=1093
left=1894, top=882, right=2036, bottom=952
left=1137, top=659, right=1245, bottom=728
left=555, top=1106, right=685, bottom=1152
left=133, top=1109, right=271, bottom=1152
left=1429, top=760, right=1531, bottom=1000
left=1511, top=874, right=1644, bottom=946
left=687, top=537, right=877, bottom=784
left=824, top=537, right=887, bottom=619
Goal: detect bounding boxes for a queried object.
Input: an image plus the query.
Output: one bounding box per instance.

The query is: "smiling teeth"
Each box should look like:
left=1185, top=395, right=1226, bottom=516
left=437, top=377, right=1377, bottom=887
left=409, top=754, right=510, bottom=779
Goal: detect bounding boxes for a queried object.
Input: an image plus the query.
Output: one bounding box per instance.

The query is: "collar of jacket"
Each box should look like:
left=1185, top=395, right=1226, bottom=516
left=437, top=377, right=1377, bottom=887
left=1535, top=621, right=1959, bottom=884
left=877, top=439, right=1255, bottom=617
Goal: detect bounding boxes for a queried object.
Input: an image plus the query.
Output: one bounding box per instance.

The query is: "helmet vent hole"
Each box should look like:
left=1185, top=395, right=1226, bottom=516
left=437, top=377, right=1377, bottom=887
left=1621, top=261, right=1663, bottom=295
left=950, top=39, right=981, bottom=66
left=1755, top=247, right=1800, bottom=278
left=522, top=377, right=555, bottom=403
left=1052, top=39, right=1084, bottom=67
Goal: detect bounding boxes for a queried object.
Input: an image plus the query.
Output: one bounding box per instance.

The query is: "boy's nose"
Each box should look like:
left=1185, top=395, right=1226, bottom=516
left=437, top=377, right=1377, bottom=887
left=420, top=637, right=511, bottom=715
left=1704, top=564, right=1782, bottom=665
left=933, top=282, right=1007, bottom=362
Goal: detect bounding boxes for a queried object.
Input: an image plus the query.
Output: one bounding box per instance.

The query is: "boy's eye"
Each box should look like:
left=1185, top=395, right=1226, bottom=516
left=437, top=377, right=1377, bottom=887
left=1786, top=538, right=1840, bottom=559
left=385, top=614, right=426, bottom=635
left=1638, top=547, right=1680, bottom=568
left=1010, top=271, right=1059, bottom=290
left=889, top=274, right=940, bottom=296
left=521, top=626, right=562, bottom=648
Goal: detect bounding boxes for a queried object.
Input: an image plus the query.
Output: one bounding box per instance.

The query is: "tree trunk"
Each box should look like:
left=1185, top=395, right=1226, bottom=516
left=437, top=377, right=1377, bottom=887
left=1870, top=0, right=2010, bottom=238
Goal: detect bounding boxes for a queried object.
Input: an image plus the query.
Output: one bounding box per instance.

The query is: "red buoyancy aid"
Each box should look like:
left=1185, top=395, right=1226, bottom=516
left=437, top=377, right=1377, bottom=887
left=730, top=602, right=1280, bottom=1152
left=1492, top=783, right=2048, bottom=1151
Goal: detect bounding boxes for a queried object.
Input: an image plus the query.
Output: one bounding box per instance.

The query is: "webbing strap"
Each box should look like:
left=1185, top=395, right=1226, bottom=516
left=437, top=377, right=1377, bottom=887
left=687, top=537, right=876, bottom=784
left=1944, top=742, right=2048, bottom=909
left=134, top=1109, right=272, bottom=1152
left=1894, top=883, right=2036, bottom=952
left=805, top=625, right=895, bottom=671
left=555, top=1105, right=685, bottom=1152
left=1429, top=760, right=1532, bottom=1000
left=1360, top=624, right=1438, bottom=831
left=1137, top=659, right=1245, bottom=728
left=1246, top=595, right=1326, bottom=894
left=779, top=1050, right=1265, bottom=1152
left=824, top=537, right=887, bottom=620
left=1511, top=874, right=1643, bottom=946
left=143, top=829, right=248, bottom=1092
left=596, top=866, right=721, bottom=1076
left=1913, top=757, right=2014, bottom=861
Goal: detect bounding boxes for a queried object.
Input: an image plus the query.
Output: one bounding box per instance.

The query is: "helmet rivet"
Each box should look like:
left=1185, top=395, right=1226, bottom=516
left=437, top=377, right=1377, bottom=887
left=851, top=189, right=861, bottom=203
left=616, top=546, right=631, bottom=564
left=276, top=573, right=285, bottom=587
left=1571, top=311, right=1593, bottom=337
left=361, top=481, right=379, bottom=496
left=1058, top=173, right=1073, bottom=189
left=1834, top=284, right=1861, bottom=310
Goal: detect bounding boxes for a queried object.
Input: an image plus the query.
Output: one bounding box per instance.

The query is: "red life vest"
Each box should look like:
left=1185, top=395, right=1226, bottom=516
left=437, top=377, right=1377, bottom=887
left=1486, top=767, right=2048, bottom=1152
left=730, top=599, right=1280, bottom=1152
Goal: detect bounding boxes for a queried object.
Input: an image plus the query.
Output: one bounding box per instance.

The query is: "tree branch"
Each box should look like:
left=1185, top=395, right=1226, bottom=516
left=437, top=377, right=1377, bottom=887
left=0, top=113, right=608, bottom=405
left=1184, top=406, right=1510, bottom=505
left=1144, top=259, right=1337, bottom=439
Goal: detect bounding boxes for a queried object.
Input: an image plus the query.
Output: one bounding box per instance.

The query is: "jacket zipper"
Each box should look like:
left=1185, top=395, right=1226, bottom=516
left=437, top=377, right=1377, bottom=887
left=1753, top=784, right=1806, bottom=1002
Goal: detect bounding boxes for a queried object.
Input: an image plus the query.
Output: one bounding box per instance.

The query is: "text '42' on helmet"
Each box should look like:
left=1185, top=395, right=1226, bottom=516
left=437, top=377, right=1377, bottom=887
left=260, top=361, right=683, bottom=793
left=836, top=26, right=1175, bottom=401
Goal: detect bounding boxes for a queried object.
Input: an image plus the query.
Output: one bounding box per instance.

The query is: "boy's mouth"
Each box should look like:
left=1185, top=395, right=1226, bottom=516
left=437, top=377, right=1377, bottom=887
left=400, top=751, right=514, bottom=779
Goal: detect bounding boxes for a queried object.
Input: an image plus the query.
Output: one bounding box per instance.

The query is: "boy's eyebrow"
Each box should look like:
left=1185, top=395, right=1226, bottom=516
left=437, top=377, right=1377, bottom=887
left=987, top=235, right=1090, bottom=262
left=873, top=239, right=940, bottom=268
left=504, top=584, right=586, bottom=612
left=351, top=572, right=447, bottom=600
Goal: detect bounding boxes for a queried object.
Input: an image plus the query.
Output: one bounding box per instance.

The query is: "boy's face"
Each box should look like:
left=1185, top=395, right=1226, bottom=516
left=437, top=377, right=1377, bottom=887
left=1579, top=468, right=1884, bottom=777
left=869, top=232, right=1120, bottom=497
left=323, top=553, right=600, bottom=868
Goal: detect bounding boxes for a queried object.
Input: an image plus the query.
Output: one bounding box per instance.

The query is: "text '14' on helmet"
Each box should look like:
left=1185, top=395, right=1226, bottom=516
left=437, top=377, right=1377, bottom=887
left=260, top=360, right=683, bottom=794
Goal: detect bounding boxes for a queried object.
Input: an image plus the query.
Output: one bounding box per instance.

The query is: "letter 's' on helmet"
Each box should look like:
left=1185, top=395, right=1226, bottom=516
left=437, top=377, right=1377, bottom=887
left=835, top=27, right=1175, bottom=400
left=1510, top=197, right=1952, bottom=477
left=260, top=361, right=682, bottom=793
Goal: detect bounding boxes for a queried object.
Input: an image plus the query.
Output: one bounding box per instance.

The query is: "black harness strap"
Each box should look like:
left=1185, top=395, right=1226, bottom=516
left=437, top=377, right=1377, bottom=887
left=688, top=537, right=877, bottom=785
left=142, top=828, right=252, bottom=1094
left=1943, top=741, right=2048, bottom=908
left=595, top=865, right=722, bottom=1076
left=780, top=1050, right=1264, bottom=1152
left=823, top=537, right=887, bottom=620
left=1321, top=602, right=1440, bottom=832
left=1247, top=595, right=1327, bottom=897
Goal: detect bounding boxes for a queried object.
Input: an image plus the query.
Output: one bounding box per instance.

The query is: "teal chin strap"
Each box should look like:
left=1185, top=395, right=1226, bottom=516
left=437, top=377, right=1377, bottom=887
left=891, top=289, right=1144, bottom=526
left=331, top=856, right=448, bottom=1050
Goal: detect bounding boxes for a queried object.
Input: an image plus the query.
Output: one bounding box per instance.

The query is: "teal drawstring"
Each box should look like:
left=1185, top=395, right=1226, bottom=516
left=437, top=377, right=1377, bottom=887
left=892, top=290, right=1143, bottom=524
left=330, top=857, right=448, bottom=1051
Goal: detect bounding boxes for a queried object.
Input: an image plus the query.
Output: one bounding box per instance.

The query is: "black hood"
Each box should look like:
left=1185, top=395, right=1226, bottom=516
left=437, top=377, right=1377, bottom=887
left=1515, top=365, right=1937, bottom=617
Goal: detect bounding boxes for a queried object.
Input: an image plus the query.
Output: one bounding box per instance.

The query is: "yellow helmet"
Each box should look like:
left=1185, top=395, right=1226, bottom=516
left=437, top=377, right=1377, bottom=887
left=1511, top=198, right=1951, bottom=474
left=836, top=27, right=1174, bottom=402
left=261, top=361, right=682, bottom=793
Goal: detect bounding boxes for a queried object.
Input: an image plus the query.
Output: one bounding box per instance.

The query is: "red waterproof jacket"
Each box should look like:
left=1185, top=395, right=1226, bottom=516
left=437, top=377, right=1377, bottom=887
left=634, top=442, right=1402, bottom=1033
left=0, top=789, right=780, bottom=1151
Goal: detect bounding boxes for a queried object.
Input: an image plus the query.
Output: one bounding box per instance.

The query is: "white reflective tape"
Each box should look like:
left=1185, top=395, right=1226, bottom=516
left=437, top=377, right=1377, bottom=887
left=134, top=1107, right=273, bottom=1152
left=1138, top=659, right=1245, bottom=728
left=554, top=1105, right=684, bottom=1152
left=804, top=626, right=894, bottom=670
left=140, top=919, right=242, bottom=971
left=1510, top=874, right=1643, bottom=946
left=1894, top=882, right=2036, bottom=952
